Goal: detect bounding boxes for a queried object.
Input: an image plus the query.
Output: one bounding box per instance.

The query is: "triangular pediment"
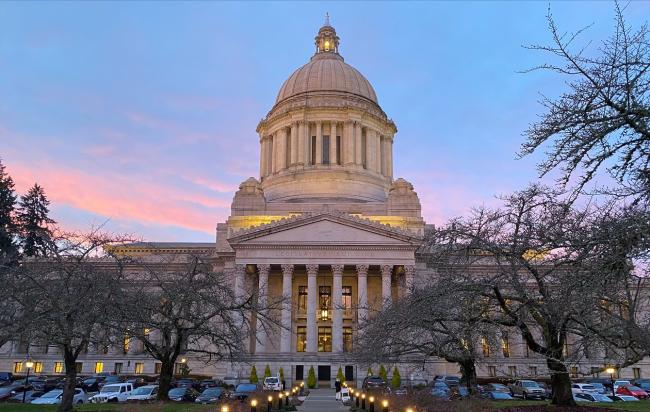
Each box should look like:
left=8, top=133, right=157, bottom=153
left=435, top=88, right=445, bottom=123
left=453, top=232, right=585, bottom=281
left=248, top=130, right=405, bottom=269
left=228, top=212, right=421, bottom=247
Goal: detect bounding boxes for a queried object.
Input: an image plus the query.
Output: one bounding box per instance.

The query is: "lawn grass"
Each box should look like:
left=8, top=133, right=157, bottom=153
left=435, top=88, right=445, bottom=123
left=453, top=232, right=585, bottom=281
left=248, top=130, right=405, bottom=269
left=0, top=404, right=219, bottom=412
left=491, top=400, right=650, bottom=411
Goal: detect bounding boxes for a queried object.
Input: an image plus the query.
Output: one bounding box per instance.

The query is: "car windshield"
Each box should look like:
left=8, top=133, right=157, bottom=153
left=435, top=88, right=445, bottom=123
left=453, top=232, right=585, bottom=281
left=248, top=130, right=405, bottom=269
left=83, top=379, right=96, bottom=384
left=132, top=387, right=153, bottom=395
left=522, top=381, right=538, bottom=387
left=265, top=378, right=278, bottom=383
left=621, top=395, right=639, bottom=400
left=593, top=394, right=611, bottom=401
left=582, top=385, right=595, bottom=390
left=591, top=383, right=604, bottom=388
left=434, top=382, right=448, bottom=388
left=492, top=392, right=511, bottom=399
left=626, top=385, right=643, bottom=391
left=101, top=385, right=122, bottom=393
left=202, top=388, right=222, bottom=396
left=41, top=390, right=62, bottom=398
left=236, top=384, right=257, bottom=392
left=169, top=388, right=185, bottom=396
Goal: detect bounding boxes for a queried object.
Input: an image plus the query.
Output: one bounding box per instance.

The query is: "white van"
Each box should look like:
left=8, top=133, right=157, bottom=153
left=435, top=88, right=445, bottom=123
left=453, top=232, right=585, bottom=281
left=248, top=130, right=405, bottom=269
left=89, top=383, right=133, bottom=403
left=263, top=376, right=282, bottom=391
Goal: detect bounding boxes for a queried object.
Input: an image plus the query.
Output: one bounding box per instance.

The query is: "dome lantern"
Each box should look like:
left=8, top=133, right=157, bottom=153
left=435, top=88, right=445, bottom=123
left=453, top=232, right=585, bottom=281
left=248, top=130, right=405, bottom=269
left=315, top=13, right=339, bottom=54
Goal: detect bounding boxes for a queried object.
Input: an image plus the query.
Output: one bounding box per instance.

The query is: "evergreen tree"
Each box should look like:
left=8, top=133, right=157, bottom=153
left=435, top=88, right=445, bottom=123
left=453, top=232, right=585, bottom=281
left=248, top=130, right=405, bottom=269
left=367, top=366, right=373, bottom=376
left=391, top=367, right=401, bottom=388
left=249, top=365, right=259, bottom=384
left=336, top=366, right=345, bottom=383
left=17, top=183, right=55, bottom=257
left=279, top=367, right=285, bottom=382
left=264, top=364, right=272, bottom=378
left=0, top=160, right=18, bottom=264
left=378, top=364, right=388, bottom=381
left=306, top=366, right=317, bottom=389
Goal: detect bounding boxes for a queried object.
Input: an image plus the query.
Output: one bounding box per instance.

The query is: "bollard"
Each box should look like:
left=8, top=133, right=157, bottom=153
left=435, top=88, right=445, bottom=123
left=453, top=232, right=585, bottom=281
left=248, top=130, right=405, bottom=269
left=369, top=396, right=375, bottom=412
left=382, top=399, right=389, bottom=412
left=362, top=393, right=366, bottom=410
left=356, top=391, right=360, bottom=408
left=221, top=405, right=229, bottom=412
left=267, top=395, right=273, bottom=412
left=251, top=399, right=258, bottom=412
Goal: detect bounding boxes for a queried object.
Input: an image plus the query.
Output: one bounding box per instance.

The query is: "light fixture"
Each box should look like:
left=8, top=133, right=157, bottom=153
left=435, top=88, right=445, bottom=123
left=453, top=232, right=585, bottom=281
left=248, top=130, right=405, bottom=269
left=25, top=361, right=34, bottom=369
left=324, top=40, right=330, bottom=50
left=606, top=367, right=616, bottom=374
left=221, top=406, right=229, bottom=412
left=181, top=358, right=186, bottom=363
left=267, top=395, right=273, bottom=402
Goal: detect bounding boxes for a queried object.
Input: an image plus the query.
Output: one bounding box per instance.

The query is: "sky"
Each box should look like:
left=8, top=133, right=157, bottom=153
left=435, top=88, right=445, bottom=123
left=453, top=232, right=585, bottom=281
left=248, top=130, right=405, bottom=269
left=1, top=1, right=648, bottom=242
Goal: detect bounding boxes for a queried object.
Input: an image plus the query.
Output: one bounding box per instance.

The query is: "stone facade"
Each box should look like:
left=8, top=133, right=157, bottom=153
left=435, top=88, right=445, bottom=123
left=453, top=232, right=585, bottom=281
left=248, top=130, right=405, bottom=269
left=1, top=20, right=649, bottom=387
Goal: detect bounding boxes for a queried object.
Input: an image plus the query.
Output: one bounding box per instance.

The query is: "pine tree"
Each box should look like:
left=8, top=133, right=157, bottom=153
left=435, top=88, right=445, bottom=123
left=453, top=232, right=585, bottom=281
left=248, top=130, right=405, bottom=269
left=0, top=160, right=18, bottom=264
left=307, top=366, right=317, bottom=388
left=391, top=367, right=401, bottom=388
left=264, top=364, right=272, bottom=378
left=336, top=366, right=345, bottom=383
left=17, top=183, right=55, bottom=257
left=249, top=365, right=259, bottom=384
left=367, top=366, right=373, bottom=376
left=378, top=364, right=388, bottom=381
left=279, top=367, right=285, bottom=382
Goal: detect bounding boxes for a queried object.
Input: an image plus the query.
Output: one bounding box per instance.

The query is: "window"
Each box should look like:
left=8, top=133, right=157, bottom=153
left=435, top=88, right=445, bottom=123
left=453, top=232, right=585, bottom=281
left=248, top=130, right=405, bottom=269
left=114, top=362, right=123, bottom=374
left=123, top=335, right=130, bottom=354
left=361, top=132, right=367, bottom=168
left=634, top=368, right=641, bottom=379
left=525, top=343, right=531, bottom=358
left=13, top=362, right=22, bottom=373
left=319, top=286, right=331, bottom=320
left=481, top=337, right=490, bottom=357
left=143, top=328, right=150, bottom=339
left=336, top=136, right=341, bottom=165
left=296, top=327, right=306, bottom=353
left=501, top=333, right=510, bottom=358
left=155, top=363, right=162, bottom=374
left=318, top=327, right=332, bottom=352
left=322, top=136, right=330, bottom=164
left=311, top=136, right=316, bottom=165
left=591, top=367, right=600, bottom=378
left=343, top=327, right=353, bottom=353
left=342, top=286, right=352, bottom=315
left=529, top=366, right=538, bottom=377
left=508, top=366, right=517, bottom=377
left=75, top=362, right=83, bottom=373
left=488, top=366, right=497, bottom=377
left=54, top=362, right=64, bottom=374
left=563, top=342, right=569, bottom=357
left=298, top=287, right=307, bottom=313
left=135, top=362, right=144, bottom=374
left=570, top=367, right=578, bottom=378
left=34, top=362, right=43, bottom=373
left=94, top=362, right=104, bottom=374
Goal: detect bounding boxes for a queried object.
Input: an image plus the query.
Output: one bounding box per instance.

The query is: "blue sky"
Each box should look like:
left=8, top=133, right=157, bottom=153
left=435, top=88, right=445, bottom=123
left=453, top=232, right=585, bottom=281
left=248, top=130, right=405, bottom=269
left=1, top=1, right=647, bottom=241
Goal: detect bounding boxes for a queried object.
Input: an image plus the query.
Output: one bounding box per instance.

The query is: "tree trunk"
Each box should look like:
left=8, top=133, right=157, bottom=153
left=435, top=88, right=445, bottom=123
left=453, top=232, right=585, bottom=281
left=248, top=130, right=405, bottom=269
left=547, top=357, right=575, bottom=406
left=57, top=347, right=77, bottom=412
left=458, top=359, right=477, bottom=395
left=157, top=359, right=174, bottom=401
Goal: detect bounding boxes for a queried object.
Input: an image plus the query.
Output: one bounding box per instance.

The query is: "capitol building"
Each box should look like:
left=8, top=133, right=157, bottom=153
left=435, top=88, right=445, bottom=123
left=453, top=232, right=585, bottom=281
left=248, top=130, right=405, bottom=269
left=1, top=20, right=646, bottom=387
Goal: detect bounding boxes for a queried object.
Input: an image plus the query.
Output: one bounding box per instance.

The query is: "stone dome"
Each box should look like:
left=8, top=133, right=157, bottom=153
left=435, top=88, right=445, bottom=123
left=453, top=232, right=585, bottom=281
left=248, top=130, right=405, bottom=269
left=275, top=53, right=378, bottom=104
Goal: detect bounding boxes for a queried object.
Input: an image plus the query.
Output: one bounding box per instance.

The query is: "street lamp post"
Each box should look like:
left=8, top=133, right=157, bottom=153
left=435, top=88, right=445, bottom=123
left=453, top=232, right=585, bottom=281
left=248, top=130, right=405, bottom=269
left=22, top=360, right=34, bottom=403
left=606, top=367, right=616, bottom=397
left=251, top=399, right=258, bottom=412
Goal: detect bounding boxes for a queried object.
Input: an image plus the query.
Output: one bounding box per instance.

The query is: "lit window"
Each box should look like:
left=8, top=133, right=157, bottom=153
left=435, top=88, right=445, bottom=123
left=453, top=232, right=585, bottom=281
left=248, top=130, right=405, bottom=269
left=298, top=287, right=307, bottom=313
left=135, top=362, right=144, bottom=374
left=342, top=286, right=352, bottom=315
left=34, top=362, right=43, bottom=373
left=13, top=362, right=23, bottom=373
left=143, top=328, right=150, bottom=339
left=319, top=286, right=331, bottom=320
left=123, top=335, right=130, bottom=354
left=54, top=362, right=63, bottom=374
left=324, top=40, right=330, bottom=51
left=570, top=367, right=578, bottom=378
left=343, top=327, right=353, bottom=353
left=481, top=337, right=490, bottom=357
left=94, top=362, right=104, bottom=374
left=501, top=333, right=510, bottom=358
left=318, top=327, right=332, bottom=352
left=296, top=327, right=306, bottom=353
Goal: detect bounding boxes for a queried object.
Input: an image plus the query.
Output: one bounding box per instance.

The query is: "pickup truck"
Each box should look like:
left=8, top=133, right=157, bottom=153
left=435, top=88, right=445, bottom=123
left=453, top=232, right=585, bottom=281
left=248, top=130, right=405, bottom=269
left=508, top=380, right=546, bottom=399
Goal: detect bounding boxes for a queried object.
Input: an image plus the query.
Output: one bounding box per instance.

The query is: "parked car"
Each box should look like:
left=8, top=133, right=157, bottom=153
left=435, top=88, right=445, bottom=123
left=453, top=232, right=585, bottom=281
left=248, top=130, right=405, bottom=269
left=32, top=388, right=87, bottom=405
left=614, top=380, right=631, bottom=390
left=55, top=377, right=85, bottom=389
left=574, top=394, right=592, bottom=403
left=430, top=381, right=450, bottom=398
left=263, top=376, right=282, bottom=391
left=0, top=384, right=22, bottom=400
left=168, top=387, right=199, bottom=402
left=195, top=387, right=225, bottom=404
left=222, top=376, right=243, bottom=387
left=616, top=385, right=649, bottom=399
left=126, top=377, right=148, bottom=389
left=31, top=377, right=62, bottom=393
left=0, top=372, right=14, bottom=383
left=537, top=382, right=552, bottom=398
left=609, top=394, right=640, bottom=401
left=632, top=379, right=650, bottom=392
left=232, top=383, right=257, bottom=401
left=175, top=378, right=198, bottom=389
left=433, top=375, right=461, bottom=387
left=575, top=392, right=613, bottom=402
left=362, top=376, right=388, bottom=392
left=394, top=386, right=408, bottom=396
left=89, top=383, right=133, bottom=403
left=340, top=387, right=351, bottom=405
left=483, top=383, right=510, bottom=393
left=98, top=376, right=123, bottom=388
left=571, top=383, right=599, bottom=394
left=485, top=391, right=514, bottom=400
left=127, top=385, right=159, bottom=401
left=8, top=390, right=45, bottom=403
left=585, top=382, right=607, bottom=394
left=82, top=377, right=105, bottom=392
left=508, top=380, right=546, bottom=399
left=199, top=379, right=222, bottom=391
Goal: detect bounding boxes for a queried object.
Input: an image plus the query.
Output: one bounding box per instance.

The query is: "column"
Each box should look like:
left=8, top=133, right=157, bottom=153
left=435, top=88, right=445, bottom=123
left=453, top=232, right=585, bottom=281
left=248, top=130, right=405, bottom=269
left=380, top=136, right=387, bottom=176
left=374, top=131, right=382, bottom=174
left=332, top=264, right=344, bottom=352
left=315, top=121, right=322, bottom=165
left=381, top=265, right=392, bottom=307
left=297, top=121, right=306, bottom=166
left=387, top=137, right=394, bottom=178
left=404, top=265, right=415, bottom=294
left=259, top=136, right=266, bottom=178
left=306, top=264, right=318, bottom=352
left=344, top=121, right=354, bottom=165
left=277, top=128, right=287, bottom=171
left=330, top=122, right=338, bottom=165
left=290, top=122, right=298, bottom=166
left=234, top=264, right=246, bottom=303
left=356, top=264, right=368, bottom=323
left=256, top=264, right=270, bottom=353
left=280, top=264, right=294, bottom=353
left=354, top=122, right=363, bottom=166
left=304, top=121, right=311, bottom=166
left=366, top=129, right=376, bottom=172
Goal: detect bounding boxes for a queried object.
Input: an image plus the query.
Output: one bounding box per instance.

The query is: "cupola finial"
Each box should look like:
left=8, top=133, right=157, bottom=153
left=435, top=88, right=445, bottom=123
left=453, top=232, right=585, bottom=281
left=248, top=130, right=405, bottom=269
left=324, top=12, right=330, bottom=26
left=314, top=15, right=339, bottom=54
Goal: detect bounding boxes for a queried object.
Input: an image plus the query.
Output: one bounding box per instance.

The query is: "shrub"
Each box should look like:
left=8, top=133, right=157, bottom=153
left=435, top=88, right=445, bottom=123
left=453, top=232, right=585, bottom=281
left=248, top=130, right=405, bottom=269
left=307, top=366, right=317, bottom=388
left=264, top=364, right=272, bottom=378
left=367, top=366, right=373, bottom=376
left=250, top=365, right=259, bottom=384
left=391, top=366, right=401, bottom=388
left=279, top=367, right=285, bottom=381
left=378, top=364, right=388, bottom=381
left=337, top=366, right=345, bottom=383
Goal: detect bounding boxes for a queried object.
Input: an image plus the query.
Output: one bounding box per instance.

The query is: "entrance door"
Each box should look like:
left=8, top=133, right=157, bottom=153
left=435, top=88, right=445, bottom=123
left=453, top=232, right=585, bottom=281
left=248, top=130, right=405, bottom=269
left=345, top=365, right=354, bottom=382
left=318, top=365, right=331, bottom=382
left=295, top=365, right=304, bottom=381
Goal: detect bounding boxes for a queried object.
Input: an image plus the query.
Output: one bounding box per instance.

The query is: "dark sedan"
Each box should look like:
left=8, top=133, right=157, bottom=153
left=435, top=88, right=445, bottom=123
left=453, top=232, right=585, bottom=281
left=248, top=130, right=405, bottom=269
left=168, top=387, right=200, bottom=402
left=195, top=387, right=225, bottom=404
left=232, top=383, right=257, bottom=401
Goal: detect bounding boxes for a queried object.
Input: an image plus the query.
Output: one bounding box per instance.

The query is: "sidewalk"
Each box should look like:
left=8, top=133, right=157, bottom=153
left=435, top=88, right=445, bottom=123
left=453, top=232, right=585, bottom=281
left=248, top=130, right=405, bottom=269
left=297, top=388, right=348, bottom=412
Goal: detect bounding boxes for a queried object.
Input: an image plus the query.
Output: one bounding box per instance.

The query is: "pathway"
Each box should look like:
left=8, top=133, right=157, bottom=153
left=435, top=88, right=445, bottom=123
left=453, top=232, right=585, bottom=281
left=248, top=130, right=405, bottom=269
left=297, top=388, right=348, bottom=412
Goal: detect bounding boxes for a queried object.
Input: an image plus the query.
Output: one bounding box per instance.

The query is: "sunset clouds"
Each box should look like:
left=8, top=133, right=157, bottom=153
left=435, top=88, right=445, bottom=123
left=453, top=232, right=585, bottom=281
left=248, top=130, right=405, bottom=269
left=1, top=1, right=648, bottom=240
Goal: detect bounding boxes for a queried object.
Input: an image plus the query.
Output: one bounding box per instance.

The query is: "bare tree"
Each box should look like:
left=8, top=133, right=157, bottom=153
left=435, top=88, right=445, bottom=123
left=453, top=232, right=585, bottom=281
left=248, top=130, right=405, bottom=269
left=356, top=281, right=498, bottom=393
left=9, top=229, right=131, bottom=412
left=426, top=185, right=649, bottom=406
left=114, top=253, right=279, bottom=401
left=521, top=4, right=650, bottom=204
